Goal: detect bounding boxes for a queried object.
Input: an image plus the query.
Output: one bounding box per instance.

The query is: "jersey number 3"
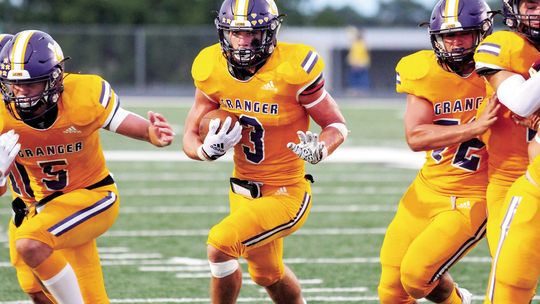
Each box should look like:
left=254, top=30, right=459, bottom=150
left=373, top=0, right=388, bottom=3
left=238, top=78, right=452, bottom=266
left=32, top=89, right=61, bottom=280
left=239, top=115, right=265, bottom=164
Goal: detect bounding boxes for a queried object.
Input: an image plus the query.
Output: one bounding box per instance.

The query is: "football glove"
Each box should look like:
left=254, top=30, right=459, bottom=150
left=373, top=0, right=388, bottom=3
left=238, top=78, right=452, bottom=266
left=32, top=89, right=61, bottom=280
left=0, top=130, right=20, bottom=182
left=287, top=130, right=327, bottom=164
left=199, top=117, right=242, bottom=160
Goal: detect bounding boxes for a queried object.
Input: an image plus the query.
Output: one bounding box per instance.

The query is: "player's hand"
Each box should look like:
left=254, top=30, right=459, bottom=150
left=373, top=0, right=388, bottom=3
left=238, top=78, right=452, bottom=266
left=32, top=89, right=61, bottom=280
left=513, top=108, right=540, bottom=131
left=287, top=130, right=327, bottom=164
left=200, top=117, right=242, bottom=160
left=472, top=95, right=499, bottom=136
left=148, top=111, right=175, bottom=147
left=0, top=130, right=20, bottom=177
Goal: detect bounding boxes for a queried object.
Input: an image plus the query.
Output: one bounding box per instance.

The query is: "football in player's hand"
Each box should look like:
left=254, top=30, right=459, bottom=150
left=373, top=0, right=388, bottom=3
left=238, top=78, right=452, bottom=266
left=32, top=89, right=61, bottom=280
left=199, top=109, right=239, bottom=140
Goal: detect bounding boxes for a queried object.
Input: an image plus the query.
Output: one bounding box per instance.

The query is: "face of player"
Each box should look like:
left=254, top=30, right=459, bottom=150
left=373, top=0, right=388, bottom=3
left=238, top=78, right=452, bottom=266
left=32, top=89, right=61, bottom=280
left=519, top=0, right=540, bottom=28
left=441, top=31, right=476, bottom=52
left=227, top=30, right=263, bottom=50
left=9, top=81, right=48, bottom=115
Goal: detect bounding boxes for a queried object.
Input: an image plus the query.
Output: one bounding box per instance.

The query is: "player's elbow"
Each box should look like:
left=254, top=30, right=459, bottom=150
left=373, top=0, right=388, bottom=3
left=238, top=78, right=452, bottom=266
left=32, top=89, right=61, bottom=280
left=405, top=136, right=426, bottom=152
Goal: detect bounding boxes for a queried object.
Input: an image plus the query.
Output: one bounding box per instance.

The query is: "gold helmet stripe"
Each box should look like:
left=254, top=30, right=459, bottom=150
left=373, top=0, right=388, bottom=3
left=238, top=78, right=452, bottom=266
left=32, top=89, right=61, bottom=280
left=444, top=0, right=460, bottom=25
left=234, top=0, right=249, bottom=22
left=10, top=30, right=34, bottom=72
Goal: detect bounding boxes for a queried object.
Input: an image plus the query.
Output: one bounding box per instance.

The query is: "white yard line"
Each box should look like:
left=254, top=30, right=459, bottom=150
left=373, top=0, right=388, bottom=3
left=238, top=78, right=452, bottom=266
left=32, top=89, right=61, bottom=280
left=0, top=204, right=397, bottom=216
left=111, top=172, right=415, bottom=182
left=101, top=228, right=388, bottom=237
left=118, top=186, right=405, bottom=196
left=0, top=256, right=491, bottom=269
left=104, top=147, right=424, bottom=168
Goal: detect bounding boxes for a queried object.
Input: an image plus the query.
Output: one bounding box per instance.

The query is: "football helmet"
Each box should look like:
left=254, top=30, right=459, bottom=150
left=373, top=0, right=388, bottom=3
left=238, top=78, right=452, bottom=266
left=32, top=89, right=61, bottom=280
left=503, top=0, right=540, bottom=43
left=215, top=0, right=283, bottom=68
left=0, top=34, right=13, bottom=51
left=429, top=0, right=493, bottom=76
left=0, top=30, right=65, bottom=124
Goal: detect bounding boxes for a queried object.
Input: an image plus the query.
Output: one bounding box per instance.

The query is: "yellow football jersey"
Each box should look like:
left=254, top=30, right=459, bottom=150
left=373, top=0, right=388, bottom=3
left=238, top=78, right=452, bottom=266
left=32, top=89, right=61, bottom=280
left=396, top=50, right=488, bottom=196
left=2, top=73, right=118, bottom=201
left=192, top=43, right=324, bottom=186
left=474, top=30, right=539, bottom=184
left=528, top=155, right=540, bottom=186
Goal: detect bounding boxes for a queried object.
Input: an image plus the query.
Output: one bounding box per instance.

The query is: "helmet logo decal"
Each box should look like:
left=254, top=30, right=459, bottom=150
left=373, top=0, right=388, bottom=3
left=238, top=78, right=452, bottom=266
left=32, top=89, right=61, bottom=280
left=10, top=30, right=34, bottom=75
left=48, top=41, right=64, bottom=63
left=0, top=59, right=9, bottom=77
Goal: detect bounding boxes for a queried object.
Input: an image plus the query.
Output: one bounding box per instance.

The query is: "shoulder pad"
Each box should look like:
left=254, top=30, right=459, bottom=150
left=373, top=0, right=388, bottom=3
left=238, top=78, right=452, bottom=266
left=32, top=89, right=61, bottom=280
left=396, top=51, right=432, bottom=81
left=276, top=43, right=325, bottom=86
left=62, top=74, right=110, bottom=126
left=192, top=44, right=222, bottom=83
left=396, top=51, right=435, bottom=94
left=474, top=30, right=524, bottom=72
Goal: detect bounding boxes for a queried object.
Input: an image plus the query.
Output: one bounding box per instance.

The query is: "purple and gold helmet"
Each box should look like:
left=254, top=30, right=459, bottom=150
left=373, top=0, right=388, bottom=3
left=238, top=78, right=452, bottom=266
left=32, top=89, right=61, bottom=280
left=503, top=0, right=540, bottom=43
left=0, top=34, right=13, bottom=52
left=429, top=0, right=493, bottom=75
left=0, top=30, right=65, bottom=123
left=215, top=0, right=283, bottom=68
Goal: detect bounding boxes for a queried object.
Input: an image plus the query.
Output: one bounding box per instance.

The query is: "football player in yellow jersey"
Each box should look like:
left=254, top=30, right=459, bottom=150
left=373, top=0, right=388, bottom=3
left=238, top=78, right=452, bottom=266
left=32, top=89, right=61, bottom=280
left=182, top=0, right=347, bottom=303
left=474, top=0, right=540, bottom=303
left=378, top=1, right=499, bottom=304
left=474, top=0, right=540, bottom=266
left=0, top=32, right=54, bottom=304
left=0, top=30, right=175, bottom=304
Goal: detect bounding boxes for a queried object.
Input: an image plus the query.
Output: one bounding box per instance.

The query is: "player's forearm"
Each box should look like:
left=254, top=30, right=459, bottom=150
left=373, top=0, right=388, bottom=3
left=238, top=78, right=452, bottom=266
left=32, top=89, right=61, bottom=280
left=406, top=124, right=479, bottom=152
left=320, top=123, right=347, bottom=156
left=110, top=111, right=150, bottom=142
left=116, top=120, right=150, bottom=142
left=182, top=132, right=204, bottom=160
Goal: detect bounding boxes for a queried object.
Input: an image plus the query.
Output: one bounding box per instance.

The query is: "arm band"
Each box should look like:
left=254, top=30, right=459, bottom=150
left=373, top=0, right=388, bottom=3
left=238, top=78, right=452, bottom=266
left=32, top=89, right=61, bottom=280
left=497, top=72, right=540, bottom=117
left=325, top=122, right=349, bottom=141
left=106, top=107, right=135, bottom=133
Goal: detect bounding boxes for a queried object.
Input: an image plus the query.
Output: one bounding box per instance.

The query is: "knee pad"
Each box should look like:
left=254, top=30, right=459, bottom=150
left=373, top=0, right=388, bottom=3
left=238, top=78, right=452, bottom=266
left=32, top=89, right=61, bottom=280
left=209, top=260, right=239, bottom=278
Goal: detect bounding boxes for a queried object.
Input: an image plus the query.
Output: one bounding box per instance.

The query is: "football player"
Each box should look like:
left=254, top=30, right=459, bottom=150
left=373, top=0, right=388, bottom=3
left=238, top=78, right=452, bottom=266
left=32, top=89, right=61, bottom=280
left=1, top=32, right=57, bottom=304
left=378, top=1, right=498, bottom=303
left=474, top=0, right=540, bottom=302
left=0, top=30, right=174, bottom=304
left=182, top=0, right=347, bottom=302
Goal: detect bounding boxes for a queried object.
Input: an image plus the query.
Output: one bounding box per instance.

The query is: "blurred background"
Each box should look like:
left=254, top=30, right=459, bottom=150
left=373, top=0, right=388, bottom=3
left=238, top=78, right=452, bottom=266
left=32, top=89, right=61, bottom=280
left=0, top=1, right=516, bottom=302
left=0, top=0, right=501, bottom=98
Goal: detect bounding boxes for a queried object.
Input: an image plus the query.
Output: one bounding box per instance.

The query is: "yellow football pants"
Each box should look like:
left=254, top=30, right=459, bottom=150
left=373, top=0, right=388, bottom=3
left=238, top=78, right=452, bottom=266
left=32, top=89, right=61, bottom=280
left=378, top=177, right=487, bottom=302
left=485, top=175, right=540, bottom=304
left=207, top=178, right=312, bottom=286
left=485, top=180, right=513, bottom=257
left=10, top=184, right=119, bottom=303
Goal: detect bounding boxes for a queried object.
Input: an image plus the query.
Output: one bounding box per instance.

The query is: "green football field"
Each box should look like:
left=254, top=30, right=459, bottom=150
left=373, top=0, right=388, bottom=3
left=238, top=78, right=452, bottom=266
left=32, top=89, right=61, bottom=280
left=0, top=98, right=526, bottom=303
